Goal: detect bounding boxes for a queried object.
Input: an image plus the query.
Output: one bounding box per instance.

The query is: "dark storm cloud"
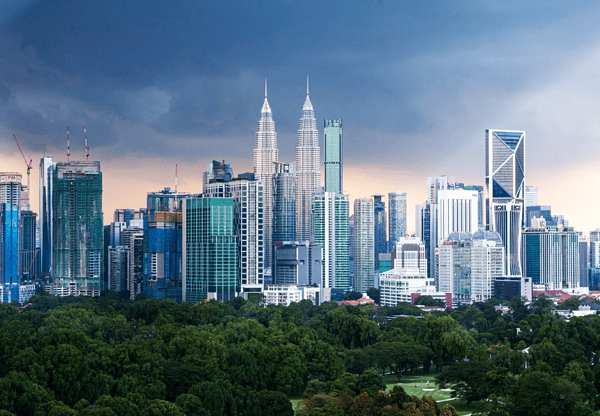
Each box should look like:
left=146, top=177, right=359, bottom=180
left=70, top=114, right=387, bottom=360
left=1, top=0, right=600, bottom=165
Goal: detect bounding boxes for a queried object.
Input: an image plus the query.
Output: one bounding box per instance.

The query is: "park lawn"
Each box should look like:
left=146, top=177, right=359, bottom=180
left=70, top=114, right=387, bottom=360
left=384, top=373, right=478, bottom=416
left=288, top=393, right=303, bottom=411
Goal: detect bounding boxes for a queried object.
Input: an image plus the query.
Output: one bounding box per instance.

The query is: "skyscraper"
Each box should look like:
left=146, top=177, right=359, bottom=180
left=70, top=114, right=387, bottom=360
left=254, top=82, right=278, bottom=273
left=373, top=195, right=387, bottom=269
left=353, top=198, right=374, bottom=293
left=182, top=198, right=237, bottom=303
left=39, top=157, right=55, bottom=280
left=296, top=79, right=321, bottom=241
left=51, top=161, right=103, bottom=296
left=273, top=162, right=297, bottom=243
left=204, top=178, right=265, bottom=295
left=313, top=192, right=349, bottom=293
left=20, top=210, right=38, bottom=284
left=438, top=231, right=504, bottom=304
left=522, top=218, right=580, bottom=290
left=324, top=119, right=342, bottom=194
left=436, top=189, right=479, bottom=244
left=524, top=185, right=538, bottom=208
left=485, top=129, right=525, bottom=276
left=0, top=173, right=22, bottom=285
left=388, top=192, right=407, bottom=250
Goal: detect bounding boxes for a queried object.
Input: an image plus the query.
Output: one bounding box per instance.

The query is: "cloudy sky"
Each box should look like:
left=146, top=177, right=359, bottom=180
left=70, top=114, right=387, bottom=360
left=1, top=0, right=600, bottom=233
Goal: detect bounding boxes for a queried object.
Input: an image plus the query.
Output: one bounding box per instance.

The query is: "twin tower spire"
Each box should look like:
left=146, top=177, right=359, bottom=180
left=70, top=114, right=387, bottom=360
left=253, top=78, right=320, bottom=275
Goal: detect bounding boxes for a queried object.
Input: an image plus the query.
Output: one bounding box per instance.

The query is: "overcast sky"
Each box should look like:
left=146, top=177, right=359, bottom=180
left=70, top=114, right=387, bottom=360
left=1, top=0, right=600, bottom=233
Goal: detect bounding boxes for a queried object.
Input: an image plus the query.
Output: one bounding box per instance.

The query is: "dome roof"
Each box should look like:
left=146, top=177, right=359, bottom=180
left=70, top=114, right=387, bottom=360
left=472, top=229, right=503, bottom=242
left=447, top=231, right=472, bottom=242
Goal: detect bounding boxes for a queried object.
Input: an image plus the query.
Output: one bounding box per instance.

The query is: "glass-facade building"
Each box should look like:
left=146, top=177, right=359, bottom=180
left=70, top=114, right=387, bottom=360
left=485, top=129, right=525, bottom=277
left=353, top=198, right=374, bottom=293
left=0, top=203, right=19, bottom=285
left=273, top=162, right=297, bottom=243
left=182, top=198, right=237, bottom=303
left=324, top=119, right=342, bottom=194
left=388, top=192, right=407, bottom=251
left=373, top=195, right=387, bottom=270
left=204, top=179, right=264, bottom=294
left=51, top=161, right=103, bottom=296
left=20, top=210, right=38, bottom=284
left=313, top=192, right=349, bottom=292
left=39, top=157, right=55, bottom=280
left=522, top=225, right=580, bottom=290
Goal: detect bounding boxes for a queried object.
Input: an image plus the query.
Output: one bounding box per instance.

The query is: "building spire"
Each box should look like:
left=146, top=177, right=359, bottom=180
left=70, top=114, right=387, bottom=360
left=265, top=78, right=267, bottom=98
left=307, top=75, right=309, bottom=95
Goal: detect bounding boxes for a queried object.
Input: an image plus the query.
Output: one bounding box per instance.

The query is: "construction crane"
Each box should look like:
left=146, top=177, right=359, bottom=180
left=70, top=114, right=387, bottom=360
left=13, top=134, right=32, bottom=207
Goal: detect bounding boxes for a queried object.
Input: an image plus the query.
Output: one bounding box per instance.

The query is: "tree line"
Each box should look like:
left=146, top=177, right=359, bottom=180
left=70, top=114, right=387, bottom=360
left=0, top=291, right=597, bottom=415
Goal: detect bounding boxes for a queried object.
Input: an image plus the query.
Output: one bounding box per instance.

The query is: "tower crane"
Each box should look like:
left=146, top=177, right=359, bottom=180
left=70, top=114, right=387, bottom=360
left=13, top=134, right=32, bottom=207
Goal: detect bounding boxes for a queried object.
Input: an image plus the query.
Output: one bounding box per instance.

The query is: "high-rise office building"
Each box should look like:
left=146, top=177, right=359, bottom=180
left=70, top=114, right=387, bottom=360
left=121, top=227, right=144, bottom=299
left=50, top=161, right=103, bottom=296
left=108, top=245, right=129, bottom=293
left=254, top=85, right=278, bottom=273
left=273, top=162, right=297, bottom=243
left=522, top=218, right=580, bottom=290
left=204, top=178, right=264, bottom=294
left=143, top=210, right=182, bottom=302
left=579, top=234, right=589, bottom=288
left=273, top=241, right=322, bottom=286
left=39, top=157, right=55, bottom=280
left=0, top=173, right=22, bottom=285
left=379, top=237, right=435, bottom=306
left=590, top=229, right=600, bottom=269
left=524, top=185, right=538, bottom=208
left=437, top=230, right=504, bottom=304
left=20, top=210, right=38, bottom=284
left=324, top=119, right=342, bottom=194
left=415, top=203, right=437, bottom=281
left=353, top=198, right=374, bottom=293
left=485, top=129, right=525, bottom=277
left=182, top=198, right=237, bottom=303
left=313, top=192, right=349, bottom=293
left=388, top=192, right=407, bottom=250
left=373, top=195, right=387, bottom=270
left=0, top=203, right=19, bottom=285
left=203, top=160, right=233, bottom=191
left=437, top=189, right=479, bottom=244
left=296, top=81, right=321, bottom=242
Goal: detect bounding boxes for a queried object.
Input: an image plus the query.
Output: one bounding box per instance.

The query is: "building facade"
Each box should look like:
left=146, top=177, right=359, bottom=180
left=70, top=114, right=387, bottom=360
left=324, top=119, right=342, bottom=194
left=50, top=162, right=103, bottom=296
left=273, top=162, right=297, bottom=243
left=39, top=157, right=55, bottom=280
left=522, top=220, right=580, bottom=290
left=388, top=192, right=407, bottom=251
left=353, top=198, right=374, bottom=293
left=274, top=241, right=322, bottom=286
left=436, top=189, right=479, bottom=245
left=373, top=195, right=387, bottom=270
left=437, top=231, right=504, bottom=304
left=485, top=129, right=525, bottom=277
left=296, top=85, right=321, bottom=242
left=182, top=198, right=237, bottom=303
left=204, top=179, right=264, bottom=295
left=254, top=87, right=278, bottom=272
left=313, top=192, right=350, bottom=292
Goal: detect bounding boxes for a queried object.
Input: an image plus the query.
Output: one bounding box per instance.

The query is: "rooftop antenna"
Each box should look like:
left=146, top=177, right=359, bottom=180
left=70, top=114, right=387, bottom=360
left=66, top=127, right=70, bottom=162
left=84, top=125, right=89, bottom=161
left=174, top=164, right=178, bottom=211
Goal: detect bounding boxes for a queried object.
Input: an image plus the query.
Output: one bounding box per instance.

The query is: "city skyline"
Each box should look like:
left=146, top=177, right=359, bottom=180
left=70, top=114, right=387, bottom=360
left=2, top=1, right=600, bottom=236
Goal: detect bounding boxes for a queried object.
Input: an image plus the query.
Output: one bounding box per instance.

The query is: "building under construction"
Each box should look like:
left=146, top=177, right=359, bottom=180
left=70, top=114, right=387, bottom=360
left=50, top=161, right=103, bottom=296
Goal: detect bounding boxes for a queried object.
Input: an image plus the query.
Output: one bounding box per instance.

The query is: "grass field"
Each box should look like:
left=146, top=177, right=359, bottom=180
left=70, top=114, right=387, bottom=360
left=289, top=371, right=480, bottom=415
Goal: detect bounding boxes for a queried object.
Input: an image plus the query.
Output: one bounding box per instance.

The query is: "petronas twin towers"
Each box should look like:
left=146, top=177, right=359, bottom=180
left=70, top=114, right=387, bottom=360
left=253, top=79, right=320, bottom=272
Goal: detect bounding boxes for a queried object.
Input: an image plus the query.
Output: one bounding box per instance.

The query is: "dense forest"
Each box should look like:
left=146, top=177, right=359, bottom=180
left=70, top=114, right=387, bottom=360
left=0, top=292, right=599, bottom=416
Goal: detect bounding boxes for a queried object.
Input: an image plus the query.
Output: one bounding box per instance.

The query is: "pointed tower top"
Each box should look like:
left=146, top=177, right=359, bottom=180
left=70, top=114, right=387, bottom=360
left=307, top=75, right=309, bottom=95
left=261, top=79, right=271, bottom=113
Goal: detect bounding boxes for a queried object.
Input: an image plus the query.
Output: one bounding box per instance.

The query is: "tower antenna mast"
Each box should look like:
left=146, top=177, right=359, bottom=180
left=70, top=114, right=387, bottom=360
left=67, top=127, right=70, bottom=162
left=84, top=125, right=89, bottom=161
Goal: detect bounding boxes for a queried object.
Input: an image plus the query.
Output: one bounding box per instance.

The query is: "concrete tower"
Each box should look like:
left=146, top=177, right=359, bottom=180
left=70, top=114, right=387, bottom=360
left=253, top=81, right=278, bottom=274
left=296, top=77, right=321, bottom=241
